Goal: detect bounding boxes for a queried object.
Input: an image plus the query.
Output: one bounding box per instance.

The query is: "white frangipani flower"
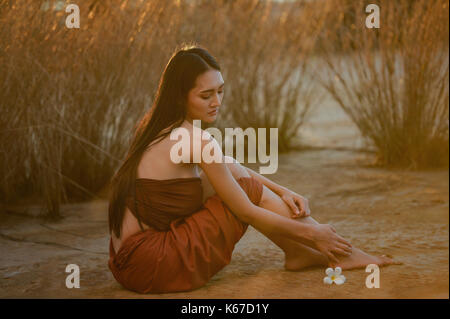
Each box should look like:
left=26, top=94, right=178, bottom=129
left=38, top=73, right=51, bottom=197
left=323, top=267, right=346, bottom=285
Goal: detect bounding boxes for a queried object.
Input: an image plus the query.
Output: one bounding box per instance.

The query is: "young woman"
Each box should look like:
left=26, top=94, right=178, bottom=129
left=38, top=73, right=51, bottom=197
left=108, top=45, right=399, bottom=294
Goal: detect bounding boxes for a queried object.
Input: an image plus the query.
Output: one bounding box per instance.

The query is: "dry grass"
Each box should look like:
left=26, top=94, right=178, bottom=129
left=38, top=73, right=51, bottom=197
left=205, top=0, right=328, bottom=153
left=0, top=0, right=324, bottom=217
left=318, top=0, right=449, bottom=169
left=0, top=0, right=448, bottom=218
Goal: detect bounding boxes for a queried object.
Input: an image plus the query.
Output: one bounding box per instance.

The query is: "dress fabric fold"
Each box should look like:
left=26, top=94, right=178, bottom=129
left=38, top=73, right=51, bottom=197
left=108, top=176, right=263, bottom=294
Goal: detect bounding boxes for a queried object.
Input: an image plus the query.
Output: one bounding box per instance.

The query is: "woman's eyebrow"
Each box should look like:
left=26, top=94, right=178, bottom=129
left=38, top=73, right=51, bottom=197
left=199, top=83, right=225, bottom=93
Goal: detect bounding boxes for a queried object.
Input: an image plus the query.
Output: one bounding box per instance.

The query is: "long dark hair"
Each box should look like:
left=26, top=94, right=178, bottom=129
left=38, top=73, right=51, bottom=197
left=108, top=44, right=221, bottom=238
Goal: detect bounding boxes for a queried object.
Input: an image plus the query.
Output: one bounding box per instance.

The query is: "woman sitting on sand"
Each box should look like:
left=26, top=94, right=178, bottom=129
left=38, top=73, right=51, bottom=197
left=107, top=45, right=398, bottom=294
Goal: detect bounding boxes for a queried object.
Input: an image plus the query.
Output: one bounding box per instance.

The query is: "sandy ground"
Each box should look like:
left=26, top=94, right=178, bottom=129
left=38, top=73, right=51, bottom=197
left=0, top=148, right=448, bottom=298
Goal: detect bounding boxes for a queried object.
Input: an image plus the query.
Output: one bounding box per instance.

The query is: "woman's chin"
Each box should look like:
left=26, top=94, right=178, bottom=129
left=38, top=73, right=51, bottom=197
left=203, top=116, right=217, bottom=124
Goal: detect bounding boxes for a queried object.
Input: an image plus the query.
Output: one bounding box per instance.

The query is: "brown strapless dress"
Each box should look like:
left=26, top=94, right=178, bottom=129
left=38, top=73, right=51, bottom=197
left=108, top=176, right=263, bottom=294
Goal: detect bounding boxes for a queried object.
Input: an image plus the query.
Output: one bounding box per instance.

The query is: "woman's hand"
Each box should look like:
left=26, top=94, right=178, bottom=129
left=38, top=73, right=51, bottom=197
left=310, top=224, right=352, bottom=264
left=279, top=189, right=311, bottom=218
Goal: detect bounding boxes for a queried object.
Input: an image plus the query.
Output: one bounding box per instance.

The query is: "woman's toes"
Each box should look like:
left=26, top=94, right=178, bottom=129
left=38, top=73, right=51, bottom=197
left=379, top=255, right=402, bottom=265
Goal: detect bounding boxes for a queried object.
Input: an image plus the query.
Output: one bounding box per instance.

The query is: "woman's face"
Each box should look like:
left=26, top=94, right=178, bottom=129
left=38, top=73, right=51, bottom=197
left=185, top=69, right=224, bottom=124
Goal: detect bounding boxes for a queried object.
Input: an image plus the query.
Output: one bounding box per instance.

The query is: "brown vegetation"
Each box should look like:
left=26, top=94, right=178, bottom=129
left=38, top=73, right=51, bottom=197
left=318, top=0, right=449, bottom=169
left=0, top=0, right=448, bottom=217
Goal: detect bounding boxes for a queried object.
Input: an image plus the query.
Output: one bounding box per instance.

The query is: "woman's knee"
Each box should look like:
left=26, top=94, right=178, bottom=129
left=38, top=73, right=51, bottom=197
left=259, top=185, right=292, bottom=219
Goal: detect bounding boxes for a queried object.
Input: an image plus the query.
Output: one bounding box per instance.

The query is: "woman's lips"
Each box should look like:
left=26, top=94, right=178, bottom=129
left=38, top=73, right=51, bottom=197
left=208, top=109, right=218, bottom=115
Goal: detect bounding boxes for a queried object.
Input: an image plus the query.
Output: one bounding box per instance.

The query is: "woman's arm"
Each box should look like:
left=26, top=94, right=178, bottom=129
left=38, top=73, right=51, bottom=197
left=224, top=157, right=297, bottom=201
left=191, top=129, right=351, bottom=258
left=241, top=163, right=311, bottom=217
left=241, top=164, right=287, bottom=196
left=196, top=136, right=316, bottom=246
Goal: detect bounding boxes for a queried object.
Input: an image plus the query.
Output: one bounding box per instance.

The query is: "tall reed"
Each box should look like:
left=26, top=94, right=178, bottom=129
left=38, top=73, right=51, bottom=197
left=0, top=0, right=320, bottom=217
left=318, top=0, right=449, bottom=169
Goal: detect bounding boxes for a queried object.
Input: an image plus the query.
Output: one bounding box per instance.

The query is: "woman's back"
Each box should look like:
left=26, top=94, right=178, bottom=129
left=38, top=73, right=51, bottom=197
left=137, top=123, right=200, bottom=180
left=111, top=122, right=200, bottom=253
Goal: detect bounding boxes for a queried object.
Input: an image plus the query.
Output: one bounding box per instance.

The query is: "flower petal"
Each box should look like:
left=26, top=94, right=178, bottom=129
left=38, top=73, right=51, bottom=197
left=325, top=268, right=334, bottom=276
left=334, top=267, right=342, bottom=275
left=324, top=276, right=333, bottom=284
left=334, top=276, right=345, bottom=285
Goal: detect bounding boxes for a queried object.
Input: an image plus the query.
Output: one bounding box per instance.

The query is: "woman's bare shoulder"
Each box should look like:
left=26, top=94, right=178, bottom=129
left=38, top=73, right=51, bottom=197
left=171, top=122, right=216, bottom=150
left=138, top=124, right=200, bottom=178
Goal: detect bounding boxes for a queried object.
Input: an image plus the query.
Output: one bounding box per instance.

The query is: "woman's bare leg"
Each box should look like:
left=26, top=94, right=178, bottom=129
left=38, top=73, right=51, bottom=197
left=200, top=158, right=400, bottom=271
left=257, top=180, right=401, bottom=270
left=200, top=163, right=327, bottom=270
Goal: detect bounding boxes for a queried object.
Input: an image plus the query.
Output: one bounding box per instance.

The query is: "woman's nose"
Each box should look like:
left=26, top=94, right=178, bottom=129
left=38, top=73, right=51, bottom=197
left=211, top=93, right=221, bottom=106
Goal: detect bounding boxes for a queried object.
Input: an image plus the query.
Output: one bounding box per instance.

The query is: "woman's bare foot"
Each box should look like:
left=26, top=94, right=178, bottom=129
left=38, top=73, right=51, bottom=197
left=329, top=247, right=403, bottom=270
left=284, top=245, right=329, bottom=271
